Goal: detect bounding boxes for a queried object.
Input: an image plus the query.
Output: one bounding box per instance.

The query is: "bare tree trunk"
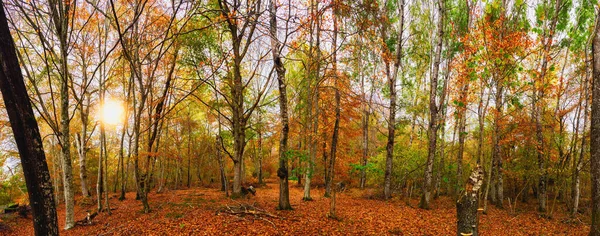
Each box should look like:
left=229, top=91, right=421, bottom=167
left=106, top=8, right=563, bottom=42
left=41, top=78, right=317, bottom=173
left=97, top=121, right=104, bottom=212
left=101, top=117, right=110, bottom=215
left=457, top=166, right=483, bottom=236
left=589, top=11, right=600, bottom=235
left=76, top=96, right=91, bottom=197
left=456, top=0, right=474, bottom=196
left=215, top=89, right=228, bottom=195
left=270, top=0, right=292, bottom=210
left=0, top=5, right=59, bottom=234
left=360, top=69, right=369, bottom=189
left=118, top=84, right=131, bottom=200
left=492, top=83, right=504, bottom=208
left=326, top=0, right=341, bottom=200
left=383, top=0, right=404, bottom=200
left=573, top=69, right=589, bottom=217
left=258, top=124, right=264, bottom=185
left=304, top=0, right=320, bottom=201
left=420, top=0, right=444, bottom=209
left=187, top=108, right=192, bottom=188
left=217, top=0, right=264, bottom=197
left=534, top=0, right=562, bottom=213
left=435, top=73, right=449, bottom=199
left=456, top=83, right=469, bottom=193
left=47, top=0, right=75, bottom=228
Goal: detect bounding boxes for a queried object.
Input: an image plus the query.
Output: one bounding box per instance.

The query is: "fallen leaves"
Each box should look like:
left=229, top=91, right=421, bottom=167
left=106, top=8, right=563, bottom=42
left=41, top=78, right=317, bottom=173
left=0, top=179, right=590, bottom=235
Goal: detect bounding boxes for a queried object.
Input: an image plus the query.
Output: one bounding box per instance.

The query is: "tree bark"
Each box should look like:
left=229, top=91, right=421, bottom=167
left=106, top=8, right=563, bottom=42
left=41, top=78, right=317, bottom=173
left=492, top=82, right=504, bottom=208
left=0, top=4, right=59, bottom=234
left=270, top=0, right=292, bottom=210
left=325, top=0, right=341, bottom=199
left=76, top=96, right=91, bottom=198
left=572, top=70, right=589, bottom=217
left=420, top=0, right=444, bottom=209
left=456, top=82, right=469, bottom=193
left=304, top=0, right=320, bottom=201
left=534, top=0, right=562, bottom=213
left=383, top=0, right=404, bottom=200
left=258, top=122, right=264, bottom=185
left=457, top=166, right=483, bottom=236
left=589, top=10, right=600, bottom=235
left=48, top=0, right=75, bottom=228
left=360, top=62, right=369, bottom=189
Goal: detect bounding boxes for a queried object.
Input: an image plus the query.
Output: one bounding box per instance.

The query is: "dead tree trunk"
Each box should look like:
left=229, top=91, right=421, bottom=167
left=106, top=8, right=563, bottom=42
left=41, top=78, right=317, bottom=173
left=457, top=166, right=483, bottom=236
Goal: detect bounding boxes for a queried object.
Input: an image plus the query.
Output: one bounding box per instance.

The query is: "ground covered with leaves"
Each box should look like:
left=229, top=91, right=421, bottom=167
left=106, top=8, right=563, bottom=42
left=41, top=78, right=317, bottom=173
left=0, top=180, right=590, bottom=235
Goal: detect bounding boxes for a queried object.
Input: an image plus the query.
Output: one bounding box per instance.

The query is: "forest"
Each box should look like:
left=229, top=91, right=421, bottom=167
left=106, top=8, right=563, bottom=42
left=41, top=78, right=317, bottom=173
left=0, top=0, right=598, bottom=235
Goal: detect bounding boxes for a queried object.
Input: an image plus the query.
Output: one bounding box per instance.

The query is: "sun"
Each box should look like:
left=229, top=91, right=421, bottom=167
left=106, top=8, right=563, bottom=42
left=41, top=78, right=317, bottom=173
left=101, top=99, right=124, bottom=126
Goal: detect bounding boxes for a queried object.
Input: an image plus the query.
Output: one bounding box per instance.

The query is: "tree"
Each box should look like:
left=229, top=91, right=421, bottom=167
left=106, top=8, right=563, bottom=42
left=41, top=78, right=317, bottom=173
left=532, top=0, right=566, bottom=213
left=589, top=5, right=600, bottom=235
left=420, top=0, right=445, bottom=209
left=382, top=0, right=404, bottom=200
left=0, top=2, right=58, bottom=234
left=302, top=0, right=322, bottom=201
left=325, top=0, right=342, bottom=200
left=270, top=0, right=292, bottom=210
left=217, top=0, right=270, bottom=196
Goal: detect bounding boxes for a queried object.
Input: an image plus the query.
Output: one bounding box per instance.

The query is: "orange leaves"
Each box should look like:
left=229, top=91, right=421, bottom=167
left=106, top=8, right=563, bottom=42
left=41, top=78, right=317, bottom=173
left=2, top=180, right=589, bottom=235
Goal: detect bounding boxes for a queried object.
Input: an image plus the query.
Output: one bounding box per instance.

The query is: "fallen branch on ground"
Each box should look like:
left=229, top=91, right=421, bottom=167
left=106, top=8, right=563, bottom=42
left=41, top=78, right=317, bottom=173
left=215, top=203, right=279, bottom=227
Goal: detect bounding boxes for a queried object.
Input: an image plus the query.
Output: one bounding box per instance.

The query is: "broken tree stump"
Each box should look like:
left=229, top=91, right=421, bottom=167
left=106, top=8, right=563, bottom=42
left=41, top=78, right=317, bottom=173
left=457, top=165, right=483, bottom=236
left=75, top=211, right=98, bottom=226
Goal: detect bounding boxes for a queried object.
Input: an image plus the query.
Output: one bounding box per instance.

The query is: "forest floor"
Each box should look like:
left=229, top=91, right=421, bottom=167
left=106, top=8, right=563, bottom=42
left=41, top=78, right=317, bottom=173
left=0, top=179, right=590, bottom=235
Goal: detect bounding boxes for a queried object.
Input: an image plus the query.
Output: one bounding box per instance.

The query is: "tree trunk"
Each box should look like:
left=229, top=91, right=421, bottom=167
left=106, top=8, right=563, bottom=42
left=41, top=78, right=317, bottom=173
left=118, top=101, right=129, bottom=200
left=187, top=109, right=192, bottom=188
left=258, top=127, right=264, bottom=185
left=47, top=0, right=76, bottom=228
left=573, top=72, right=589, bottom=217
left=589, top=11, right=600, bottom=235
left=360, top=72, right=369, bottom=189
left=420, top=0, right=444, bottom=209
left=270, top=0, right=292, bottom=210
left=76, top=103, right=91, bottom=198
left=304, top=0, right=320, bottom=201
left=97, top=128, right=104, bottom=211
left=326, top=1, right=341, bottom=200
left=457, top=166, right=483, bottom=236
left=329, top=186, right=337, bottom=219
left=383, top=0, right=404, bottom=200
left=101, top=117, right=111, bottom=215
left=535, top=0, right=562, bottom=213
left=456, top=83, right=469, bottom=193
left=492, top=83, right=504, bottom=208
left=0, top=4, right=59, bottom=234
left=435, top=74, right=449, bottom=199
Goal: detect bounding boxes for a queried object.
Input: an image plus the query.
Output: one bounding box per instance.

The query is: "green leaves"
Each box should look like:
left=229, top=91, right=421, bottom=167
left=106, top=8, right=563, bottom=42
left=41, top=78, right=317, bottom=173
left=350, top=162, right=383, bottom=175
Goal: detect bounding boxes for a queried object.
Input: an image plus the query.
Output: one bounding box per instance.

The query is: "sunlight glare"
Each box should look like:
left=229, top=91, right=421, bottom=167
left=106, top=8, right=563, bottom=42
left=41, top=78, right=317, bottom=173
left=101, top=99, right=124, bottom=125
